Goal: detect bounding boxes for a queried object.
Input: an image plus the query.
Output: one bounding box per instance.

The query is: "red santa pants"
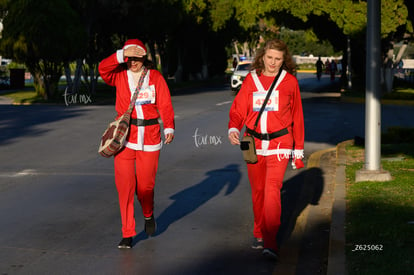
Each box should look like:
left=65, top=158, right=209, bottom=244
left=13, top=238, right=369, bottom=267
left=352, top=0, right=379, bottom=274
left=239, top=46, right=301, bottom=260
left=114, top=147, right=160, bottom=238
left=247, top=154, right=289, bottom=251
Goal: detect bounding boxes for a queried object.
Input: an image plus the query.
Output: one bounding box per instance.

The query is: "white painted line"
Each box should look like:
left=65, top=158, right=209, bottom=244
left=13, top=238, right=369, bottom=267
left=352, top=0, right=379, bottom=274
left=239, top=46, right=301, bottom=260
left=15, top=169, right=37, bottom=176
left=0, top=169, right=114, bottom=177
left=216, top=101, right=232, bottom=106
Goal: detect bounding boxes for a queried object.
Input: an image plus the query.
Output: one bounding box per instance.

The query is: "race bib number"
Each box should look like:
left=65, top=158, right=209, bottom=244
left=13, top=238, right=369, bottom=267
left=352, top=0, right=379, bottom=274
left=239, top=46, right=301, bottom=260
left=253, top=90, right=279, bottom=111
left=136, top=85, right=156, bottom=105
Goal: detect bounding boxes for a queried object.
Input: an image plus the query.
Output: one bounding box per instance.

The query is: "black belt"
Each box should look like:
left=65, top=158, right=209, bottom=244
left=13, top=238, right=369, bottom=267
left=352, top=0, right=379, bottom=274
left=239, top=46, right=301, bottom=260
left=130, top=118, right=159, bottom=126
left=246, top=127, right=288, bottom=140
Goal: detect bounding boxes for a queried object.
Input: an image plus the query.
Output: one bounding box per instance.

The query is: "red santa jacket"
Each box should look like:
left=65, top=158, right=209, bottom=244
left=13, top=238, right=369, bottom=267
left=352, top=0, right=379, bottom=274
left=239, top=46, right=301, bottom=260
left=99, top=51, right=175, bottom=152
left=228, top=70, right=304, bottom=159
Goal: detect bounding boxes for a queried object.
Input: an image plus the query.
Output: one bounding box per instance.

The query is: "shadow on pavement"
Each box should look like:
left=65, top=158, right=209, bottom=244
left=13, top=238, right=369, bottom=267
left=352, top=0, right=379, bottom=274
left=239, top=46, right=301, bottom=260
left=133, top=164, right=242, bottom=245
left=171, top=247, right=277, bottom=275
left=0, top=105, right=87, bottom=146
left=278, top=167, right=324, bottom=245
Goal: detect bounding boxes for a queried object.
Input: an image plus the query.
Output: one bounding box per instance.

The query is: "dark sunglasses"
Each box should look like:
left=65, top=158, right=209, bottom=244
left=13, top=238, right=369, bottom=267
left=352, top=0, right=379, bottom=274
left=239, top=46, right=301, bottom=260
left=128, top=57, right=144, bottom=62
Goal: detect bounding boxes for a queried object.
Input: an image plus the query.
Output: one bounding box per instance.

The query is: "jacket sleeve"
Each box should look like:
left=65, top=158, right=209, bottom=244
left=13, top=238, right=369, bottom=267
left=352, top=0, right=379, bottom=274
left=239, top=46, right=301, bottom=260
left=98, top=50, right=125, bottom=86
left=228, top=74, right=252, bottom=134
left=290, top=79, right=305, bottom=153
left=153, top=70, right=175, bottom=134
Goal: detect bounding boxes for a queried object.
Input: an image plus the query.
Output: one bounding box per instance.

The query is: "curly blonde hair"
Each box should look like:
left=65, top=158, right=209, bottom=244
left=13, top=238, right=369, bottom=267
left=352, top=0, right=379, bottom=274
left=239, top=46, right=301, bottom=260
left=251, top=39, right=296, bottom=75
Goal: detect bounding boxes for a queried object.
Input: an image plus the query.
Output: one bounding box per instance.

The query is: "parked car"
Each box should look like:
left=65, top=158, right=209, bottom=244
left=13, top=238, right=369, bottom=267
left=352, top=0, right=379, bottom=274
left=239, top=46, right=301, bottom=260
left=230, top=60, right=252, bottom=92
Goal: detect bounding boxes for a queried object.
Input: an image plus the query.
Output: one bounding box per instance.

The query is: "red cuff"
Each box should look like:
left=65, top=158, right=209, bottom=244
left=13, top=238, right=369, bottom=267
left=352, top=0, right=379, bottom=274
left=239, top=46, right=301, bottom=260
left=294, top=159, right=305, bottom=169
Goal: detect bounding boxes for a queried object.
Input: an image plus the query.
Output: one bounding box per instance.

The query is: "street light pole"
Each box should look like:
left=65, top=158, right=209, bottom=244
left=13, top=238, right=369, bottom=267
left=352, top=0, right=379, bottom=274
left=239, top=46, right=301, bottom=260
left=365, top=0, right=381, bottom=171
left=356, top=0, right=391, bottom=182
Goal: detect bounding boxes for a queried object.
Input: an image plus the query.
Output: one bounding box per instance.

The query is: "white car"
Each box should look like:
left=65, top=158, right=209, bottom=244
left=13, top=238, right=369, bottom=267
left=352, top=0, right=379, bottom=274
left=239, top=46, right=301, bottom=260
left=231, top=61, right=252, bottom=92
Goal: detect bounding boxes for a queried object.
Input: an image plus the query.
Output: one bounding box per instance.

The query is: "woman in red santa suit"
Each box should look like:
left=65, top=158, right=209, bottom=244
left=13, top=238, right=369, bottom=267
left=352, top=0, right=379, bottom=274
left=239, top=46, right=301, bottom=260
left=228, top=39, right=305, bottom=260
left=99, top=38, right=175, bottom=249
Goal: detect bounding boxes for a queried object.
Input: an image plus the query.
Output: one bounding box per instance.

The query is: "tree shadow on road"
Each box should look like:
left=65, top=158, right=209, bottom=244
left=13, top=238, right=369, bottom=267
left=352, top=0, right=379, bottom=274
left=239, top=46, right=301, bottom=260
left=0, top=105, right=87, bottom=146
left=133, top=164, right=241, bottom=244
left=277, top=167, right=324, bottom=245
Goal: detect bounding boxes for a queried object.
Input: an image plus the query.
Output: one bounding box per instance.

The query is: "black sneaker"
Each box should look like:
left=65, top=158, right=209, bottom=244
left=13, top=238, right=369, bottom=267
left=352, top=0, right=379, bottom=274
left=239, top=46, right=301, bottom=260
left=262, top=248, right=279, bottom=261
left=144, top=215, right=156, bottom=236
left=251, top=238, right=264, bottom=249
left=118, top=237, right=133, bottom=249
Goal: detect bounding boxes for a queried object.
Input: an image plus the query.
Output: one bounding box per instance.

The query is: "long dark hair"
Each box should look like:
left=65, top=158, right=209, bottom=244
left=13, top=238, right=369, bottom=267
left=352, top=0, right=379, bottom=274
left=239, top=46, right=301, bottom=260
left=251, top=39, right=296, bottom=75
left=143, top=59, right=155, bottom=69
left=121, top=58, right=155, bottom=70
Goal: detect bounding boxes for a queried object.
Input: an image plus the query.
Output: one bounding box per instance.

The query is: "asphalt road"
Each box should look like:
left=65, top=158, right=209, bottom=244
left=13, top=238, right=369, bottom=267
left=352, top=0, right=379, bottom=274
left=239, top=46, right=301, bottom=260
left=1, top=73, right=413, bottom=275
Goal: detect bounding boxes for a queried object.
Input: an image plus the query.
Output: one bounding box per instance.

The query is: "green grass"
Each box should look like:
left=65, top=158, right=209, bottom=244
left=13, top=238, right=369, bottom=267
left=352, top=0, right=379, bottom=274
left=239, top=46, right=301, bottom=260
left=345, top=135, right=414, bottom=274
left=296, top=63, right=317, bottom=71
left=383, top=90, right=414, bottom=100
left=2, top=90, right=44, bottom=104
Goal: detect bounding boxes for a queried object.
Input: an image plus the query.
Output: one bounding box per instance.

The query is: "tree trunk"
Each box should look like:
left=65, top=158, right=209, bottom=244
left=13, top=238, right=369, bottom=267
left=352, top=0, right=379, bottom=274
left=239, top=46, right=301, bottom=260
left=32, top=71, right=47, bottom=100
left=383, top=46, right=394, bottom=94
left=394, top=42, right=407, bottom=64
left=153, top=42, right=162, bottom=71
left=43, top=61, right=62, bottom=99
left=243, top=42, right=250, bottom=58
left=174, top=46, right=183, bottom=83
left=88, top=63, right=98, bottom=95
left=233, top=41, right=240, bottom=62
left=346, top=37, right=352, bottom=89
left=158, top=41, right=169, bottom=79
left=72, top=59, right=83, bottom=94
left=146, top=42, right=156, bottom=65
left=200, top=39, right=208, bottom=80
left=64, top=63, right=73, bottom=93
left=382, top=41, right=408, bottom=94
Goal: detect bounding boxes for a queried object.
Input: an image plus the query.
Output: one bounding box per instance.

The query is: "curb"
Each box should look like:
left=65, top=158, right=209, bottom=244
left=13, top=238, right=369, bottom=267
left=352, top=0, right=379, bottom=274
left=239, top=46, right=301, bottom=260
left=327, top=140, right=353, bottom=275
left=307, top=147, right=336, bottom=168
left=274, top=147, right=336, bottom=275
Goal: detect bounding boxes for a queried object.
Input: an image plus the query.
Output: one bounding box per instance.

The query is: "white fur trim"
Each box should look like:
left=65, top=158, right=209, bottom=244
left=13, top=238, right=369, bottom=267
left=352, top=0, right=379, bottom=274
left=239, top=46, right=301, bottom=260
left=257, top=148, right=292, bottom=159
left=164, top=128, right=174, bottom=135
left=125, top=141, right=162, bottom=151
left=116, top=49, right=124, bottom=63
left=228, top=128, right=240, bottom=135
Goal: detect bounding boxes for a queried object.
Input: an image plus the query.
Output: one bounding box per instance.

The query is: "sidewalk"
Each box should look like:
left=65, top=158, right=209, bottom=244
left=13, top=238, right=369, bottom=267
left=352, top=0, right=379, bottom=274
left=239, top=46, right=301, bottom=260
left=275, top=141, right=349, bottom=274
left=0, top=95, right=13, bottom=104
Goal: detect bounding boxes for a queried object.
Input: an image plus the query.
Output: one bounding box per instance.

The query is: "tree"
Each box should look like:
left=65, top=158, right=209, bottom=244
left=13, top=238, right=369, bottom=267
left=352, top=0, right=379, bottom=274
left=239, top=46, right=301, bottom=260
left=167, top=0, right=230, bottom=81
left=205, top=0, right=413, bottom=91
left=2, top=0, right=411, bottom=101
left=66, top=0, right=123, bottom=95
left=0, top=0, right=87, bottom=99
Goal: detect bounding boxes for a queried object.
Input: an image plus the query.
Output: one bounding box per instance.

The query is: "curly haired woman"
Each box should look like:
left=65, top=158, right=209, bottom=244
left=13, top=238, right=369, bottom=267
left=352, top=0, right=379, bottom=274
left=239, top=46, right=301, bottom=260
left=228, top=39, right=305, bottom=260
